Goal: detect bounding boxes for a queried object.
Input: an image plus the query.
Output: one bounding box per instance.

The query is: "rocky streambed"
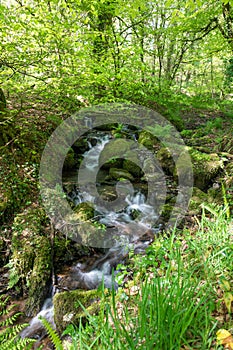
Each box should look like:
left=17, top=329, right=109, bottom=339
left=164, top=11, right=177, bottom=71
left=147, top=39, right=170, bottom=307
left=1, top=119, right=232, bottom=347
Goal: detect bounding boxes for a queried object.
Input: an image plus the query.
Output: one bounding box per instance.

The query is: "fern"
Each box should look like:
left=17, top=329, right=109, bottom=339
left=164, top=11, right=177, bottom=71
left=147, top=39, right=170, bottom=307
left=39, top=316, right=63, bottom=350
left=0, top=295, right=10, bottom=314
left=0, top=295, right=35, bottom=350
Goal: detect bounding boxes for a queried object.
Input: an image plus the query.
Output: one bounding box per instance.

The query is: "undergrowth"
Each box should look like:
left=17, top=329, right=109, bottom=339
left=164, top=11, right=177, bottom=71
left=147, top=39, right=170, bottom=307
left=63, top=203, right=232, bottom=350
left=0, top=295, right=35, bottom=350
left=1, top=203, right=232, bottom=349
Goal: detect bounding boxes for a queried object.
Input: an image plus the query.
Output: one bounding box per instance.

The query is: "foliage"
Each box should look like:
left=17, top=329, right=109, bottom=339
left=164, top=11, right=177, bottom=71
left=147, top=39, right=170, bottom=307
left=58, top=204, right=233, bottom=349
left=0, top=295, right=35, bottom=350
left=39, top=316, right=63, bottom=350
left=0, top=0, right=232, bottom=111
left=1, top=204, right=232, bottom=349
left=0, top=1, right=233, bottom=349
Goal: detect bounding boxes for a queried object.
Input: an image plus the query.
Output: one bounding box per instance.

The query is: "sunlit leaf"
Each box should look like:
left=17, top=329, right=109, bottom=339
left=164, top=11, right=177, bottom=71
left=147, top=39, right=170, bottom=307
left=220, top=278, right=231, bottom=291
left=224, top=292, right=233, bottom=314
left=216, top=329, right=233, bottom=349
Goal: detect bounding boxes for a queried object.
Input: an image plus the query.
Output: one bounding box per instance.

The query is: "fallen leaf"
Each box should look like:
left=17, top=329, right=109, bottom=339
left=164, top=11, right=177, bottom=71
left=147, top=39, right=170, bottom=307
left=224, top=292, right=233, bottom=314
left=216, top=329, right=233, bottom=349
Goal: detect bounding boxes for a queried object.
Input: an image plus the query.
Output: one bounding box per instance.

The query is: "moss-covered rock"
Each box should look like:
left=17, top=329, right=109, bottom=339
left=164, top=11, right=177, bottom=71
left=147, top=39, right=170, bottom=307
left=63, top=148, right=78, bottom=171
left=138, top=130, right=159, bottom=151
left=174, top=148, right=223, bottom=190
left=189, top=187, right=209, bottom=215
left=63, top=202, right=96, bottom=245
left=101, top=158, right=123, bottom=170
left=72, top=136, right=90, bottom=154
left=95, top=123, right=119, bottom=131
left=123, top=158, right=142, bottom=178
left=109, top=167, right=134, bottom=181
left=73, top=202, right=95, bottom=221
left=156, top=147, right=175, bottom=175
left=99, top=139, right=130, bottom=167
left=26, top=236, right=51, bottom=316
left=9, top=207, right=52, bottom=316
left=53, top=289, right=102, bottom=333
left=53, top=234, right=91, bottom=268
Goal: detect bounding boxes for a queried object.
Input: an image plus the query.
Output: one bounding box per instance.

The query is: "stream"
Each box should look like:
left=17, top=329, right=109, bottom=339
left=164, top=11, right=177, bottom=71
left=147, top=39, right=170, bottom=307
left=21, top=126, right=164, bottom=341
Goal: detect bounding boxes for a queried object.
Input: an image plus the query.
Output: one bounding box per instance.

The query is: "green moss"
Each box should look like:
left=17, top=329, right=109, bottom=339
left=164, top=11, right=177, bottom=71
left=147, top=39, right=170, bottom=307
left=138, top=130, right=158, bottom=150
left=156, top=147, right=175, bottom=175
left=101, top=158, right=123, bottom=170
left=26, top=236, right=51, bottom=316
left=123, top=158, right=142, bottom=178
left=9, top=207, right=52, bottom=316
left=63, top=148, right=78, bottom=170
left=99, top=139, right=130, bottom=166
left=73, top=202, right=95, bottom=221
left=53, top=235, right=89, bottom=267
left=189, top=187, right=209, bottom=215
left=53, top=289, right=102, bottom=333
left=175, top=147, right=223, bottom=190
left=109, top=167, right=134, bottom=181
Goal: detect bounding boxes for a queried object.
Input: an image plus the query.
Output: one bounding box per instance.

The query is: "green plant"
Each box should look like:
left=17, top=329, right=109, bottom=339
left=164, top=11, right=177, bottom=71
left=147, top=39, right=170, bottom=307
left=180, top=129, right=194, bottom=138
left=184, top=203, right=233, bottom=283
left=146, top=124, right=174, bottom=140
left=39, top=316, right=63, bottom=350
left=205, top=117, right=223, bottom=132
left=64, top=240, right=216, bottom=349
left=221, top=183, right=231, bottom=219
left=6, top=259, right=21, bottom=289
left=0, top=295, right=35, bottom=350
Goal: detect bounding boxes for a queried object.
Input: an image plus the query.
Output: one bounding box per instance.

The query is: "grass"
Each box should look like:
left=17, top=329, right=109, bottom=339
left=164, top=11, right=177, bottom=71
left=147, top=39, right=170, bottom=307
left=62, top=203, right=233, bottom=350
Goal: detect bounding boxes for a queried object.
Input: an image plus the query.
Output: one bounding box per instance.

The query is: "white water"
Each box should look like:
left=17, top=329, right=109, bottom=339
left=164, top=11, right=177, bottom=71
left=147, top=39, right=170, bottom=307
left=20, top=298, right=54, bottom=340
left=22, top=129, right=160, bottom=339
left=82, top=134, right=110, bottom=171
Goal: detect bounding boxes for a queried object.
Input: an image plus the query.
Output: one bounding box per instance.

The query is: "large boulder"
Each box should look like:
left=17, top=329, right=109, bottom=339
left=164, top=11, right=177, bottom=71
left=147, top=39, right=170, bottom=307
left=73, top=202, right=95, bottom=221
left=109, top=167, right=134, bottom=181
left=53, top=289, right=102, bottom=333
left=188, top=187, right=209, bottom=215
left=156, top=147, right=176, bottom=175
left=99, top=139, right=130, bottom=168
left=63, top=148, right=78, bottom=171
left=138, top=130, right=159, bottom=151
left=174, top=147, right=223, bottom=191
left=8, top=207, right=52, bottom=316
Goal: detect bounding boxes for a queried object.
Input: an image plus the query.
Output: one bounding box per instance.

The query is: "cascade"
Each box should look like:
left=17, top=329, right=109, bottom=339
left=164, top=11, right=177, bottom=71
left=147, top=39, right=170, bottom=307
left=22, top=128, right=160, bottom=339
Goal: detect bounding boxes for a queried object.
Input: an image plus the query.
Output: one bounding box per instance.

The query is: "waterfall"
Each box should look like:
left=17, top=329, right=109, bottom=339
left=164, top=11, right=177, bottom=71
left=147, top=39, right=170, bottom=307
left=22, top=128, right=160, bottom=340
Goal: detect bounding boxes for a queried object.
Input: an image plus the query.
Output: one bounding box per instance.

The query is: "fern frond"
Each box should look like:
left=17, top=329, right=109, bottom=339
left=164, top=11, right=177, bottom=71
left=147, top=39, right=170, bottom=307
left=0, top=295, right=35, bottom=349
left=0, top=295, right=10, bottom=315
left=0, top=311, right=22, bottom=327
left=0, top=333, right=35, bottom=350
left=0, top=323, right=29, bottom=341
left=39, top=316, right=63, bottom=350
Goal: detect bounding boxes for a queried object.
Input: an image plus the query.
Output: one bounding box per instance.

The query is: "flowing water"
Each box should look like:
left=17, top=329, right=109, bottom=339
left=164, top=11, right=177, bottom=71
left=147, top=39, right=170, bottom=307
left=21, top=128, right=161, bottom=340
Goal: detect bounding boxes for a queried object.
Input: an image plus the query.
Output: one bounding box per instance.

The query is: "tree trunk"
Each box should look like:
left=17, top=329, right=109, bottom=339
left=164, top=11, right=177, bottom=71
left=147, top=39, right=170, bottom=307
left=0, top=88, right=6, bottom=122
